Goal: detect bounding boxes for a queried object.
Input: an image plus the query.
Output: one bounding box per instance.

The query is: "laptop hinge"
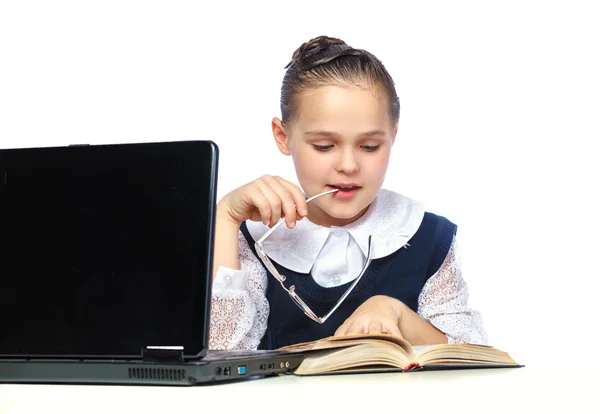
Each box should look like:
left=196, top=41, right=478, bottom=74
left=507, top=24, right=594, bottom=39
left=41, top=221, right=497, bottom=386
left=142, top=346, right=184, bottom=362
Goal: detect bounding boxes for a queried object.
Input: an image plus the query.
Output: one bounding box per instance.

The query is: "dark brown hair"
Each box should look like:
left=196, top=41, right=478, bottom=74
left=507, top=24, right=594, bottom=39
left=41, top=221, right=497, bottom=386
left=280, top=36, right=400, bottom=125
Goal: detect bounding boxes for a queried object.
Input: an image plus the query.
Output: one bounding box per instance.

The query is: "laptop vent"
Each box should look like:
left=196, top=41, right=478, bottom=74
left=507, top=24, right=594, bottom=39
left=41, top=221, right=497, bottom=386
left=128, top=367, right=186, bottom=382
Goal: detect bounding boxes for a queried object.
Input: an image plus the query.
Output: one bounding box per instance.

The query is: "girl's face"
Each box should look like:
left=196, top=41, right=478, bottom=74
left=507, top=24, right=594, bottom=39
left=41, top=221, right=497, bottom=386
left=273, top=83, right=396, bottom=227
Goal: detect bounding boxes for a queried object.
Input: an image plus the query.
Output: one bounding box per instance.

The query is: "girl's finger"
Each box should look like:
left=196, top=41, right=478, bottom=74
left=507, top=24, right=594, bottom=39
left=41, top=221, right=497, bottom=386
left=263, top=175, right=299, bottom=229
left=245, top=186, right=272, bottom=225
left=382, top=322, right=403, bottom=337
left=367, top=321, right=383, bottom=334
left=254, top=178, right=283, bottom=226
left=277, top=178, right=309, bottom=218
left=334, top=320, right=351, bottom=337
left=343, top=320, right=367, bottom=336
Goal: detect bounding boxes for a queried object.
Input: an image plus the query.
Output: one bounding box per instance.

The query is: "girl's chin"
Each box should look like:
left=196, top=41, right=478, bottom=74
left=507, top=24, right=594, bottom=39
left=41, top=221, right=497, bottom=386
left=310, top=205, right=369, bottom=226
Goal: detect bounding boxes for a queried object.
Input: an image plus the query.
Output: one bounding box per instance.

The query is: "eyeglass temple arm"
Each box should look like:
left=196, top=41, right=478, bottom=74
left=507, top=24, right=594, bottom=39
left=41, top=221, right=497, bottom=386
left=255, top=188, right=339, bottom=245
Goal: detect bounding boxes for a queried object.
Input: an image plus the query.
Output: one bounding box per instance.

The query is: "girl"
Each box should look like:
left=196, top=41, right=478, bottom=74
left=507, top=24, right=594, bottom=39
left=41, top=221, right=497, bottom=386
left=209, top=36, right=487, bottom=350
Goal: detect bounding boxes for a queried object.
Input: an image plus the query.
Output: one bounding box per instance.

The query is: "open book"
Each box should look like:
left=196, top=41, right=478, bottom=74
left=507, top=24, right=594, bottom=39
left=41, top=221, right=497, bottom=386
left=278, top=334, right=521, bottom=375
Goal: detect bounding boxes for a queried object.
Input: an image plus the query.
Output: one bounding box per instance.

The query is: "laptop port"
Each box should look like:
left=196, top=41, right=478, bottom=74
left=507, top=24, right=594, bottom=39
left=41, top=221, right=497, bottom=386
left=259, top=364, right=266, bottom=370
left=237, top=366, right=247, bottom=375
left=223, top=367, right=230, bottom=376
left=267, top=363, right=274, bottom=369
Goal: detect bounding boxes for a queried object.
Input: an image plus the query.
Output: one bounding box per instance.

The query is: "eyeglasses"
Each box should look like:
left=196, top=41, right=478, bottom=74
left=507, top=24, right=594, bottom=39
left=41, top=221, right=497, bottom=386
left=254, top=189, right=373, bottom=324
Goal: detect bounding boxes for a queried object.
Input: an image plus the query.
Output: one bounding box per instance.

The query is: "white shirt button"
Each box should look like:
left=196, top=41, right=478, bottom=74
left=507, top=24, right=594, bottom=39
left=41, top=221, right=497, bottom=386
left=332, top=228, right=345, bottom=237
left=224, top=275, right=232, bottom=284
left=332, top=276, right=341, bottom=285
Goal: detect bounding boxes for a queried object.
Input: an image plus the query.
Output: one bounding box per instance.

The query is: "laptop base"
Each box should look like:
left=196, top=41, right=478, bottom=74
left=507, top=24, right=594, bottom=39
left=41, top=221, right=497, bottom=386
left=0, top=350, right=305, bottom=386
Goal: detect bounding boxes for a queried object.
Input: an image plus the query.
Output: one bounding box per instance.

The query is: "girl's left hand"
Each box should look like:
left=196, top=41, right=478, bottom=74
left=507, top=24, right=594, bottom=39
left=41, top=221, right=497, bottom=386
left=334, top=295, right=405, bottom=337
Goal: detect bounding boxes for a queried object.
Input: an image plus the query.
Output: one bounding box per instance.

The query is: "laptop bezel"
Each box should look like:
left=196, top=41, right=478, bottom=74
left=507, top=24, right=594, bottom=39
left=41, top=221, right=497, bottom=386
left=0, top=140, right=219, bottom=362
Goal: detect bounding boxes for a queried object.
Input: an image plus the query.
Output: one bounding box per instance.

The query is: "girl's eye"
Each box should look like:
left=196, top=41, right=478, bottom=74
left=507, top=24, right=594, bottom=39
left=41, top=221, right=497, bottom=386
left=313, top=145, right=333, bottom=151
left=312, top=144, right=380, bottom=152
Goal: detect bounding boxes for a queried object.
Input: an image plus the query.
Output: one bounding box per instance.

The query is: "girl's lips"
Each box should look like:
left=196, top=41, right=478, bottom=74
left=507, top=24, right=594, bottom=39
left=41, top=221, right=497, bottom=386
left=328, top=183, right=361, bottom=189
left=327, top=185, right=360, bottom=200
left=327, top=184, right=361, bottom=191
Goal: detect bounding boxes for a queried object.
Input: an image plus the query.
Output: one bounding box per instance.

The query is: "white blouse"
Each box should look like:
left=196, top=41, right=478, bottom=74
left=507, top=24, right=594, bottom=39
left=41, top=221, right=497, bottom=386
left=209, top=189, right=487, bottom=350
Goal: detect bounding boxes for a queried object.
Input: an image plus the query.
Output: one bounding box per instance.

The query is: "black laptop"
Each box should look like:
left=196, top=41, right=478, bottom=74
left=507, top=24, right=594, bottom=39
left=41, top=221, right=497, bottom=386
left=0, top=140, right=304, bottom=385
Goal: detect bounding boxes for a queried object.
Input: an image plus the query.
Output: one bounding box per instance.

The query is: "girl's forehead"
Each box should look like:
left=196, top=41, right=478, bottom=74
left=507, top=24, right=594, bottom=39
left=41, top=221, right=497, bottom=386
left=294, top=84, right=392, bottom=129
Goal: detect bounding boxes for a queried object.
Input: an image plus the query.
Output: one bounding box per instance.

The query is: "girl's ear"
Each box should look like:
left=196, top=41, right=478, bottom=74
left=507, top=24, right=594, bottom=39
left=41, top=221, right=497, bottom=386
left=272, top=117, right=291, bottom=156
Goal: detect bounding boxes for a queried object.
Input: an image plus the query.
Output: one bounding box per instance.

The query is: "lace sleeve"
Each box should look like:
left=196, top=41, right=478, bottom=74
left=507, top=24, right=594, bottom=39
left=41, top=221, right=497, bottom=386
left=209, top=230, right=270, bottom=351
left=417, top=235, right=488, bottom=345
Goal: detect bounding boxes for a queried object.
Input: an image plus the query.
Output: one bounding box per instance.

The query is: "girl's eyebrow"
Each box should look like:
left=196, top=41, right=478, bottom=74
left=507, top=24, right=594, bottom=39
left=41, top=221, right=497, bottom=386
left=304, top=129, right=386, bottom=137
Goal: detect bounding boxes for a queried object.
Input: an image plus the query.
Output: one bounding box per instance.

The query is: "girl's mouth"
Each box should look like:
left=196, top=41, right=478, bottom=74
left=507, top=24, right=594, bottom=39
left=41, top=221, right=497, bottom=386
left=327, top=184, right=361, bottom=200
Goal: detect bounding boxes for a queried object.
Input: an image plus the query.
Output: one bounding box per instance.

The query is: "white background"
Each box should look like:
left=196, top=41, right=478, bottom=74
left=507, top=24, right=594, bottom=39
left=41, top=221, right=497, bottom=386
left=1, top=1, right=598, bottom=366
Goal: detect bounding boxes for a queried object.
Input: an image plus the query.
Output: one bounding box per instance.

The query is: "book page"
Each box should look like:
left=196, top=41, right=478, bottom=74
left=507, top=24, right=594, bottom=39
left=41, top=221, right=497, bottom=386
left=293, top=343, right=412, bottom=375
left=279, top=333, right=413, bottom=357
left=414, top=344, right=519, bottom=366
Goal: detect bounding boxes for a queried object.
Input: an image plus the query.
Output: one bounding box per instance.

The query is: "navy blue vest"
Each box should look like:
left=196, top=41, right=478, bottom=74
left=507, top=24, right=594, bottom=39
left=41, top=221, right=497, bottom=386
left=239, top=212, right=456, bottom=350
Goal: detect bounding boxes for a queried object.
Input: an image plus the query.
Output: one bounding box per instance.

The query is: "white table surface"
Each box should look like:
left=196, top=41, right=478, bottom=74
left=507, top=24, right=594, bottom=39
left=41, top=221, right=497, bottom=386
left=1, top=364, right=598, bottom=414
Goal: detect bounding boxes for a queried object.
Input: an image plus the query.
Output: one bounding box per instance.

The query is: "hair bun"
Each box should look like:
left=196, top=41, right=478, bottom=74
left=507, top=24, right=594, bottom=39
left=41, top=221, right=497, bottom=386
left=293, top=36, right=346, bottom=61
left=286, top=35, right=356, bottom=70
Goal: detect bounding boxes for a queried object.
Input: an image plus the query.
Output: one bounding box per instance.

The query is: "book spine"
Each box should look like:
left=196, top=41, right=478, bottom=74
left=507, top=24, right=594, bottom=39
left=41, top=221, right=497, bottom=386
left=403, top=362, right=421, bottom=371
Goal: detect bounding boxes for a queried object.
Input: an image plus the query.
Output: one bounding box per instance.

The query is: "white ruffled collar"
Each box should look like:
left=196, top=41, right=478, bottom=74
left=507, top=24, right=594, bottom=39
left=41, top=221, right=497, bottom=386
left=245, top=189, right=425, bottom=273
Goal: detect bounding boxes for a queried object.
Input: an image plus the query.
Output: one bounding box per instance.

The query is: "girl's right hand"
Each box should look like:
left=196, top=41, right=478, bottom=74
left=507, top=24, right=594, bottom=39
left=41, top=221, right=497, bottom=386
left=218, top=175, right=309, bottom=229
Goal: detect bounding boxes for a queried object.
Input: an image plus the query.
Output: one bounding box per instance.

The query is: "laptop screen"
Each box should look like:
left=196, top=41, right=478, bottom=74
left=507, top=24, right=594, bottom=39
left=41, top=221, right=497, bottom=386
left=0, top=141, right=217, bottom=359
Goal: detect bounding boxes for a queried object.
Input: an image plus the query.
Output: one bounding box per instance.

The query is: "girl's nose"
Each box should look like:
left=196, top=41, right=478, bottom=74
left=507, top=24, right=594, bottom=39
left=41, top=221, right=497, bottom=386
left=335, top=149, right=359, bottom=174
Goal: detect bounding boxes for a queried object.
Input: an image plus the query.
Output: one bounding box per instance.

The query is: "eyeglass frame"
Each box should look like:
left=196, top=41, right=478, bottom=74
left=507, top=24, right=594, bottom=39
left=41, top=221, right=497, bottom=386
left=254, top=189, right=373, bottom=324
